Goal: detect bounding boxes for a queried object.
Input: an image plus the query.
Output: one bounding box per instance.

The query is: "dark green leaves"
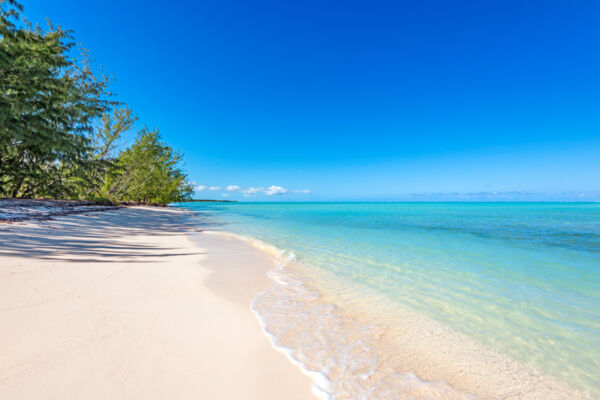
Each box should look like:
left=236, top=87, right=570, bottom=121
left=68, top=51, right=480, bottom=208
left=107, top=128, right=193, bottom=205
left=1, top=1, right=193, bottom=205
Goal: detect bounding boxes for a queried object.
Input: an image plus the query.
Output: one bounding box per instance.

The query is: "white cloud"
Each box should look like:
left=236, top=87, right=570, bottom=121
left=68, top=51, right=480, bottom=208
left=241, top=187, right=264, bottom=195
left=265, top=185, right=288, bottom=196
left=198, top=185, right=309, bottom=197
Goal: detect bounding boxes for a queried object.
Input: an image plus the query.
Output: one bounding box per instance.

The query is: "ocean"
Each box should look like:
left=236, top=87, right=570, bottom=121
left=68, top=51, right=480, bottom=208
left=178, top=202, right=599, bottom=399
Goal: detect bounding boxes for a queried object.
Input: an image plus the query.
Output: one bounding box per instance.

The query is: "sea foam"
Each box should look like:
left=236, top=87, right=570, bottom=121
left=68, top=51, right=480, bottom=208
left=205, top=230, right=481, bottom=399
left=188, top=202, right=598, bottom=400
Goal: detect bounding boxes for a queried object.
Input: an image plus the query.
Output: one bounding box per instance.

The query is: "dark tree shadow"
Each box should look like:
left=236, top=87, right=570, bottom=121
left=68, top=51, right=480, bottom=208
left=0, top=207, right=207, bottom=263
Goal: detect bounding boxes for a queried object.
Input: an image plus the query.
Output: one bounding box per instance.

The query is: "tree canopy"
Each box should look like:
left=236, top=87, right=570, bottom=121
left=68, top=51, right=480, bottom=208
left=0, top=0, right=192, bottom=204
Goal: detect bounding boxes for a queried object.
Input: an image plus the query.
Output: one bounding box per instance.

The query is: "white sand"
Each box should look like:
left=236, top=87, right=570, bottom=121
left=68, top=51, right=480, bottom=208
left=0, top=207, right=314, bottom=400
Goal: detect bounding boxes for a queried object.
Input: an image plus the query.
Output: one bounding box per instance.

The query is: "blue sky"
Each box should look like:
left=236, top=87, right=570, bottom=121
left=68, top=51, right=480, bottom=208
left=24, top=0, right=600, bottom=201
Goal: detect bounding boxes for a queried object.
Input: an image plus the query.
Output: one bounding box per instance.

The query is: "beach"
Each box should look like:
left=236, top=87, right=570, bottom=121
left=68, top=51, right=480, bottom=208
left=0, top=207, right=314, bottom=400
left=2, top=0, right=597, bottom=398
left=1, top=203, right=597, bottom=400
left=178, top=202, right=598, bottom=400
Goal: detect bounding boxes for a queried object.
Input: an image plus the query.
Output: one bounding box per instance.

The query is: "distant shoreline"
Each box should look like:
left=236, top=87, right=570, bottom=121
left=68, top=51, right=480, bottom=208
left=184, top=199, right=238, bottom=203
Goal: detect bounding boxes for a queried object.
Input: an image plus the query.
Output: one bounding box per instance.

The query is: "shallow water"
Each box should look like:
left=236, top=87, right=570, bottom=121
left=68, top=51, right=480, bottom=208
left=178, top=202, right=600, bottom=398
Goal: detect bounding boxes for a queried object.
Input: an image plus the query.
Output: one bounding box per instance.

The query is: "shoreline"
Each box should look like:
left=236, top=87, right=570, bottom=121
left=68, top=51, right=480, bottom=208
left=0, top=207, right=314, bottom=399
left=1, top=205, right=593, bottom=399
left=204, top=229, right=591, bottom=400
left=307, top=265, right=587, bottom=400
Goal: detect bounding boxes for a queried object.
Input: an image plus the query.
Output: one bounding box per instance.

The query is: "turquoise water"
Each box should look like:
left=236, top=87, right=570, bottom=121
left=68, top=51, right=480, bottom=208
left=179, top=202, right=600, bottom=397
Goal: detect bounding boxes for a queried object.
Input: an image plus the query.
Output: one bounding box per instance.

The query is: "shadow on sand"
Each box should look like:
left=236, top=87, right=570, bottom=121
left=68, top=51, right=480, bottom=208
left=0, top=207, right=206, bottom=263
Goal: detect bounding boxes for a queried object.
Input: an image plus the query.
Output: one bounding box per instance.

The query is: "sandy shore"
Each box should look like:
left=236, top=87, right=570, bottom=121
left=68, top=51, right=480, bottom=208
left=0, top=207, right=314, bottom=399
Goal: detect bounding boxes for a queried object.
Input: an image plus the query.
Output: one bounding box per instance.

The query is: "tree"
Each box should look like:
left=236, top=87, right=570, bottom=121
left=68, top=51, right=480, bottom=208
left=81, top=106, right=137, bottom=198
left=0, top=0, right=111, bottom=198
left=107, top=128, right=193, bottom=205
left=1, top=0, right=193, bottom=205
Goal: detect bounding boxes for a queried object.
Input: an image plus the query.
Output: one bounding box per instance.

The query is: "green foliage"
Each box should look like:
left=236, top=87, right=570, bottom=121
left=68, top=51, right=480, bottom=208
left=81, top=106, right=138, bottom=198
left=107, top=128, right=193, bottom=204
left=0, top=0, right=111, bottom=197
left=0, top=0, right=193, bottom=205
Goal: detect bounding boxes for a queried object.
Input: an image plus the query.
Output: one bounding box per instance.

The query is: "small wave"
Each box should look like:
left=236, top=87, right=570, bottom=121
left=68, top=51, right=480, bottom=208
left=252, top=295, right=332, bottom=400
left=203, top=231, right=479, bottom=399
left=203, top=230, right=289, bottom=259
left=202, top=229, right=585, bottom=400
left=251, top=261, right=479, bottom=400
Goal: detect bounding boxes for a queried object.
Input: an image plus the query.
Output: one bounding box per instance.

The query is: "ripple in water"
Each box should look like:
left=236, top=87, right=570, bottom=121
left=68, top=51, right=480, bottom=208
left=252, top=260, right=479, bottom=400
left=190, top=202, right=598, bottom=400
